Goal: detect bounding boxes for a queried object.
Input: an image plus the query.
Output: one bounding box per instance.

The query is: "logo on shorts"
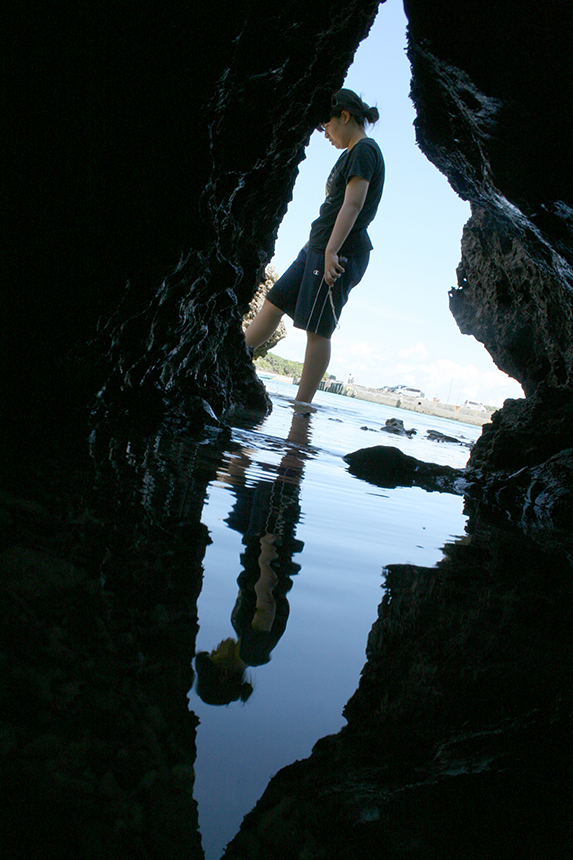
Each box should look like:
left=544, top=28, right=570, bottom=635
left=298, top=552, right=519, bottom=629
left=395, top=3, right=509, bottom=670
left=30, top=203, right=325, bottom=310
left=313, top=270, right=320, bottom=276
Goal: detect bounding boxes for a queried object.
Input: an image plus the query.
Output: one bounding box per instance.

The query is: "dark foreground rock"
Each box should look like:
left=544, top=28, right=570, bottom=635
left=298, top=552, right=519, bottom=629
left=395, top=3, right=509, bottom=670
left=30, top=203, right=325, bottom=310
left=0, top=423, right=227, bottom=860
left=3, top=0, right=380, bottom=430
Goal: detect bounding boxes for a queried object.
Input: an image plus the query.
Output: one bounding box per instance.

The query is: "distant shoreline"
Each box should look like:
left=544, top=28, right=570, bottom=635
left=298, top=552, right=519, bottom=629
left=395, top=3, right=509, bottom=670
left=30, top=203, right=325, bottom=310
left=258, top=372, right=495, bottom=427
left=348, top=384, right=494, bottom=427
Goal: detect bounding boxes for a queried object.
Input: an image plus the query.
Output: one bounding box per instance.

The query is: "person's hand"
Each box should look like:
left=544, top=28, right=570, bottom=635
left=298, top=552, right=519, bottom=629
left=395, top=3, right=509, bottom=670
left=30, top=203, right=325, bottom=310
left=324, top=250, right=346, bottom=287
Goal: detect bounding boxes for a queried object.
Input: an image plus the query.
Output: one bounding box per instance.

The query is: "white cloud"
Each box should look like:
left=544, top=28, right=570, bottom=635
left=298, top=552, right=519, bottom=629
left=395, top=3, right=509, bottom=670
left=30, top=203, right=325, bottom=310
left=268, top=319, right=524, bottom=408
left=398, top=341, right=428, bottom=359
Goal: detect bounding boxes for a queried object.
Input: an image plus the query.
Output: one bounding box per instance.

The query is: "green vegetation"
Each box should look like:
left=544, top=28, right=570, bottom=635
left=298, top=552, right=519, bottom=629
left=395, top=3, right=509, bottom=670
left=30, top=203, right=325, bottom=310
left=255, top=352, right=332, bottom=382
left=255, top=352, right=304, bottom=378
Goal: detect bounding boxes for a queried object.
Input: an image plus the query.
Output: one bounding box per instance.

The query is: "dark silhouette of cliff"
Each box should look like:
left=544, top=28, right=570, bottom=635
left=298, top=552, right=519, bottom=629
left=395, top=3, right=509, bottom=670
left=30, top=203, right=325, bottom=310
left=2, top=1, right=573, bottom=857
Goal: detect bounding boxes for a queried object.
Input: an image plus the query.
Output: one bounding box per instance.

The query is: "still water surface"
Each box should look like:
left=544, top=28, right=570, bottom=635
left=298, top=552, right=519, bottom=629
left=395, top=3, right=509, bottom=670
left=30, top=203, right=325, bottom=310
left=189, top=379, right=481, bottom=859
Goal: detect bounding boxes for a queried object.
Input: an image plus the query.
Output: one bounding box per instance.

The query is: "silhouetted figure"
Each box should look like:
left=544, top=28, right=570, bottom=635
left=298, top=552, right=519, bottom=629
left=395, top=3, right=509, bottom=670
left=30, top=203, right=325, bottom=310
left=195, top=414, right=311, bottom=705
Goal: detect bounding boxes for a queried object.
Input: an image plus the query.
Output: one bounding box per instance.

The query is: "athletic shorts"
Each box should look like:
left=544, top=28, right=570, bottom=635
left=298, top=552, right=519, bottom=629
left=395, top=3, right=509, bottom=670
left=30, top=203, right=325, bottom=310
left=266, top=246, right=370, bottom=339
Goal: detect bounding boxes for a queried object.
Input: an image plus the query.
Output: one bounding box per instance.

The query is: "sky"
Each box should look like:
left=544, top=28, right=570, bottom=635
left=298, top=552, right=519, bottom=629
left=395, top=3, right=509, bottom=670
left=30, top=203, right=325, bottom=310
left=269, top=0, right=524, bottom=408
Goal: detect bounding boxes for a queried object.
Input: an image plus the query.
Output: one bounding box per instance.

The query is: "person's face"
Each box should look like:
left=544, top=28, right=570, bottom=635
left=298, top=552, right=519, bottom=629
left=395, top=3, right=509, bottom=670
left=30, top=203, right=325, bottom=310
left=321, top=111, right=350, bottom=149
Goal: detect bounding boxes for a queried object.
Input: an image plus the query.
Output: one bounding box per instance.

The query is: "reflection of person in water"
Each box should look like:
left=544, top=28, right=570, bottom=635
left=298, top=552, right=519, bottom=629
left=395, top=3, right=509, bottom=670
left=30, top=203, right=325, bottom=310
left=195, top=413, right=310, bottom=705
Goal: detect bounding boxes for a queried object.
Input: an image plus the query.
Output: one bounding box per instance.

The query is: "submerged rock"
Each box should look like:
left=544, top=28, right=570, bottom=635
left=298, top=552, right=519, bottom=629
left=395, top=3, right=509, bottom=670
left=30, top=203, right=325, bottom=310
left=427, top=429, right=473, bottom=447
left=380, top=417, right=416, bottom=437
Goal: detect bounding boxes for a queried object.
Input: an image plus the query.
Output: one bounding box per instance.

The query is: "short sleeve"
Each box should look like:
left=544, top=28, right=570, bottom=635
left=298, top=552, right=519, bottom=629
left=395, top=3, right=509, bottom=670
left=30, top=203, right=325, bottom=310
left=345, top=141, right=378, bottom=183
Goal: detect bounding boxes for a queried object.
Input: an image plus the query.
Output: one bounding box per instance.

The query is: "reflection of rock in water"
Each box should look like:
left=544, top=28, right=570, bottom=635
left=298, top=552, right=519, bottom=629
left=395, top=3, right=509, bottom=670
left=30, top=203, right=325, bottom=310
left=0, top=422, right=227, bottom=859
left=222, top=506, right=573, bottom=859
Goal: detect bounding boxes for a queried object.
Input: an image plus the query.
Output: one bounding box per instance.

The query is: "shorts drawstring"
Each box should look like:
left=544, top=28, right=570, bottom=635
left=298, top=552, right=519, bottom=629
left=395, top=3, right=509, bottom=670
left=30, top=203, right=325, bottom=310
left=306, top=274, right=341, bottom=333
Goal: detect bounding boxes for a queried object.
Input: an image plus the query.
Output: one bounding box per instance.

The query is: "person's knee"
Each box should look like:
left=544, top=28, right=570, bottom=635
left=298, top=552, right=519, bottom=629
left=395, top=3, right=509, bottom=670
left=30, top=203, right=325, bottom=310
left=307, top=330, right=330, bottom=344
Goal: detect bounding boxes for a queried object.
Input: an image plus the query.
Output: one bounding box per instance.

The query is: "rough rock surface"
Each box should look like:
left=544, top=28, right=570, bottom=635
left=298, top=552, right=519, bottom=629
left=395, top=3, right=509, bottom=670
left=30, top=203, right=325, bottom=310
left=404, top=0, right=573, bottom=480
left=3, top=0, right=573, bottom=857
left=451, top=206, right=573, bottom=396
left=4, top=0, right=381, bottom=430
left=223, top=513, right=573, bottom=859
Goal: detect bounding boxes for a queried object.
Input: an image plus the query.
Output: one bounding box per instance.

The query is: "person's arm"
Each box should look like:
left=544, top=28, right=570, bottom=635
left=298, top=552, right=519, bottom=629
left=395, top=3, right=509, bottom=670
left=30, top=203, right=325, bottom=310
left=324, top=175, right=370, bottom=285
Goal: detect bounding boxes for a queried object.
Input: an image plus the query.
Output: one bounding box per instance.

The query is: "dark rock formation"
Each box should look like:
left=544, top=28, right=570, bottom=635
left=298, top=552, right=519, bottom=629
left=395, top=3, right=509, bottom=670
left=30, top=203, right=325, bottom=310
left=427, top=429, right=472, bottom=447
left=465, top=447, right=573, bottom=555
left=223, top=514, right=573, bottom=859
left=381, top=417, right=416, bottom=436
left=406, top=0, right=573, bottom=278
left=402, top=0, right=573, bottom=561
left=4, top=0, right=380, bottom=432
left=0, top=422, right=227, bottom=859
left=4, top=0, right=573, bottom=857
left=405, top=0, right=573, bottom=480
left=451, top=208, right=573, bottom=396
left=344, top=445, right=464, bottom=493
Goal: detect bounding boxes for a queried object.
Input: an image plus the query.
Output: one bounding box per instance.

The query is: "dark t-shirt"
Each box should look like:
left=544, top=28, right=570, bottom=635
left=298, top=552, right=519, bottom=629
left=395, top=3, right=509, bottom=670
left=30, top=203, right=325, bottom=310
left=308, top=137, right=385, bottom=255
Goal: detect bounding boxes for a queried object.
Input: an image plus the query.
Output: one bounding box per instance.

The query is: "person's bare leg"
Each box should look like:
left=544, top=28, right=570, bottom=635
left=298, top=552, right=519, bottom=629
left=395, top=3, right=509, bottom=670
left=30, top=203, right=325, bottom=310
left=245, top=299, right=284, bottom=350
left=295, top=331, right=331, bottom=404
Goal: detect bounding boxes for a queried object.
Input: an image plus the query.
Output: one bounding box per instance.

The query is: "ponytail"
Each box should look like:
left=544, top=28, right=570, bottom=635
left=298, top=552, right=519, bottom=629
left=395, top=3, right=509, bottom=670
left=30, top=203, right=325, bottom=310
left=362, top=104, right=380, bottom=125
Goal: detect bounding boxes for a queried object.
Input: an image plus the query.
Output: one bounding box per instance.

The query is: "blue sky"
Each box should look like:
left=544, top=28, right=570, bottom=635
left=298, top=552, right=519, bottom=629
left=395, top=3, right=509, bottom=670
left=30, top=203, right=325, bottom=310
left=269, top=0, right=524, bottom=408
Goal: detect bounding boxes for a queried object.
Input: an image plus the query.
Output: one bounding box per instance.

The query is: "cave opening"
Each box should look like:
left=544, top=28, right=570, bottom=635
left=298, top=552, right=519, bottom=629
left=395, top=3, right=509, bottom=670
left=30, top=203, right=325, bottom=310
left=267, top=0, right=524, bottom=411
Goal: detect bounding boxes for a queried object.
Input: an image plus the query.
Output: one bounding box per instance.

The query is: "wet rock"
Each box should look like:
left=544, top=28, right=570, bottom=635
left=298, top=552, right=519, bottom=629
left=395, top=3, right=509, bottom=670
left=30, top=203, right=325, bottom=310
left=223, top=515, right=573, bottom=860
left=451, top=207, right=573, bottom=397
left=427, top=429, right=472, bottom=447
left=468, top=383, right=573, bottom=473
left=344, top=445, right=465, bottom=493
left=466, top=447, right=573, bottom=553
left=380, top=417, right=416, bottom=437
left=406, top=0, right=573, bottom=479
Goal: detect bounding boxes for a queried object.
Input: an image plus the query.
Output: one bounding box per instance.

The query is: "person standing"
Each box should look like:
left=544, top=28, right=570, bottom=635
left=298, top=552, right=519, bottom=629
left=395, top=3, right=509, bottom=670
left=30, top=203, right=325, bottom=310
left=245, top=89, right=384, bottom=408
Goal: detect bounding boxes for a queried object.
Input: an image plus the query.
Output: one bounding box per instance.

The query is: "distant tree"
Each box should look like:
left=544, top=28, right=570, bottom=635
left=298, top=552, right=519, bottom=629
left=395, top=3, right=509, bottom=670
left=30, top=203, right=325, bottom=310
left=255, top=352, right=330, bottom=381
left=255, top=352, right=304, bottom=378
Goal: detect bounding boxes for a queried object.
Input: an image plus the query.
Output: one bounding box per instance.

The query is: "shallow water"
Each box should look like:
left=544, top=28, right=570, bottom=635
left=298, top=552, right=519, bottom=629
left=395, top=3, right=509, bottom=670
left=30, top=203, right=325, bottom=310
left=189, top=379, right=481, bottom=859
